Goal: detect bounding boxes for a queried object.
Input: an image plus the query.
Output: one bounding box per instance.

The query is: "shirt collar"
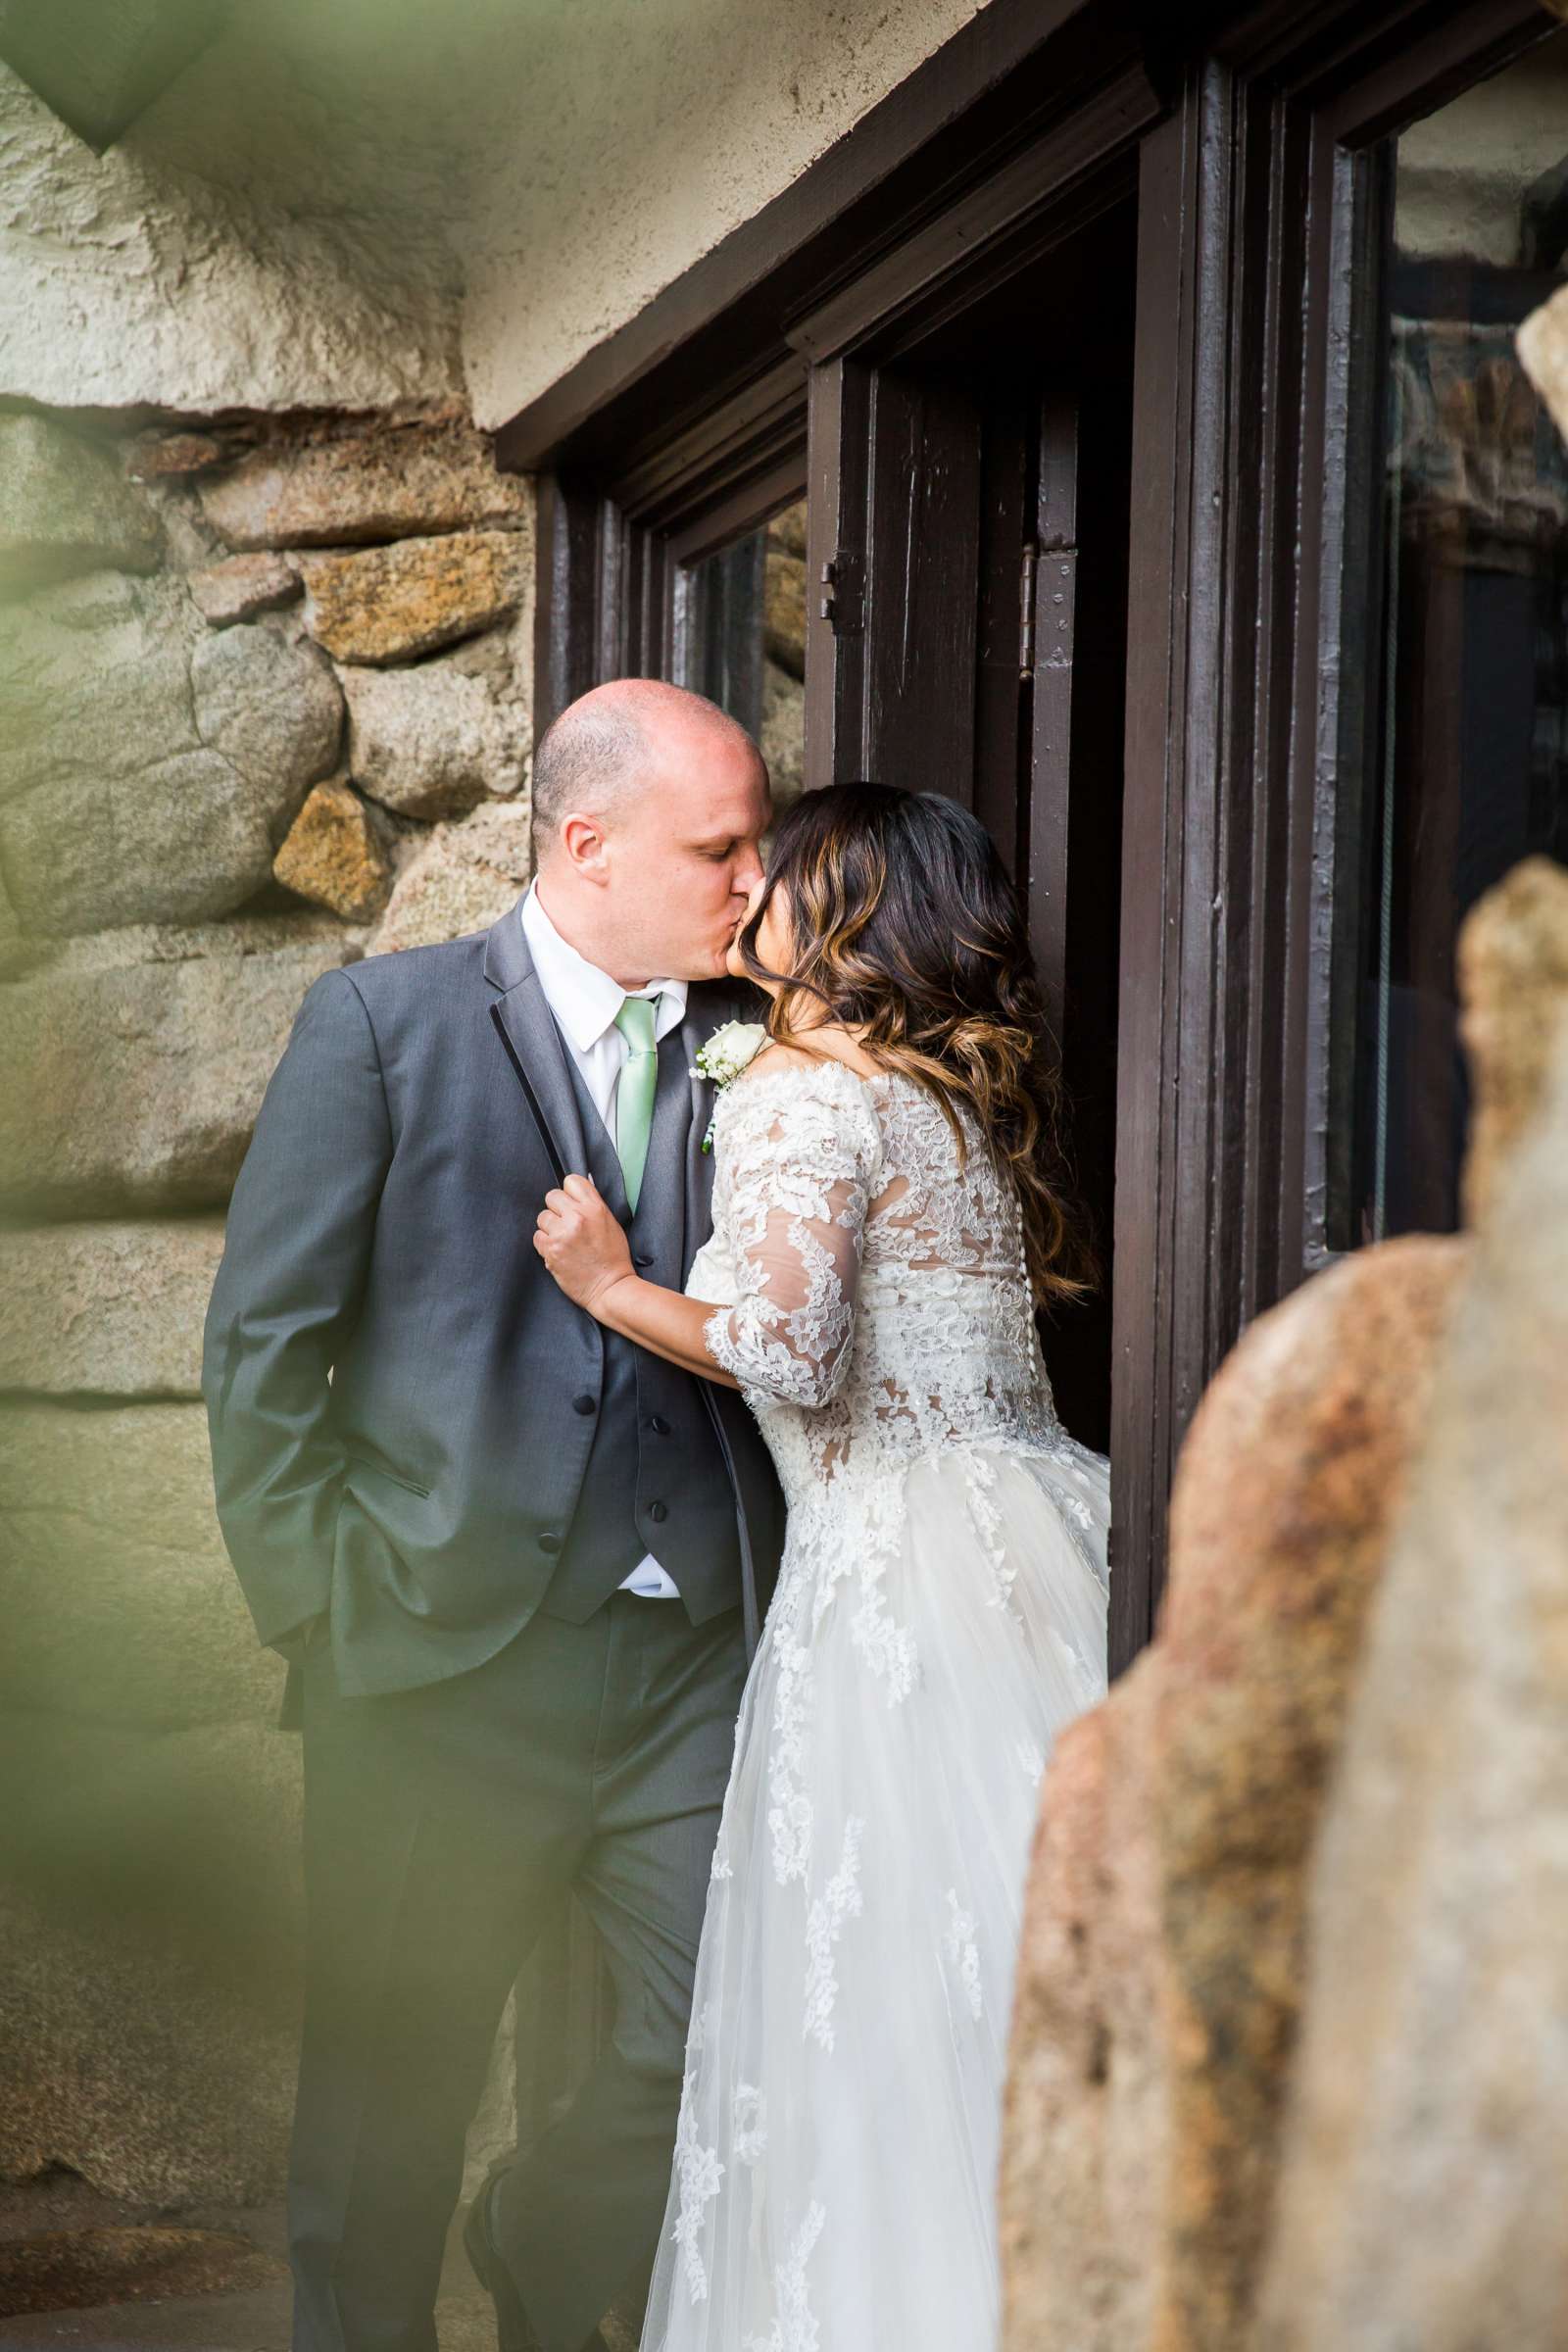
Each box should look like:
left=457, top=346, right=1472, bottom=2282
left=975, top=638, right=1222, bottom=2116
left=520, top=884, right=688, bottom=1056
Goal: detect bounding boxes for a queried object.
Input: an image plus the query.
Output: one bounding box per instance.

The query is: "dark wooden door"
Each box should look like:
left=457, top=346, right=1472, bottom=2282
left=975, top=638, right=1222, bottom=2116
left=804, top=207, right=1135, bottom=1459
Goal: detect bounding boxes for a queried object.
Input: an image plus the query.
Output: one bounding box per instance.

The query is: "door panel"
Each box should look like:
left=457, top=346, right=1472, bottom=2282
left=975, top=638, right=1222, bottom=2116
left=802, top=202, right=1136, bottom=1458
left=864, top=370, right=984, bottom=795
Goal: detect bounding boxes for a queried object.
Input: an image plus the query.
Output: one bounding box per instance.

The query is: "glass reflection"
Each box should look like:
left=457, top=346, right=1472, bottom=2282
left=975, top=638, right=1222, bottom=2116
left=1336, top=32, right=1568, bottom=1245
left=685, top=501, right=806, bottom=817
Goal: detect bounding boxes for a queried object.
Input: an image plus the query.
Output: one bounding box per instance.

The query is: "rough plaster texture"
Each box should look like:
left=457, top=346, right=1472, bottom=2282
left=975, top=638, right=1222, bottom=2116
left=0, top=20, right=462, bottom=415
left=0, top=0, right=988, bottom=428
left=459, top=0, right=990, bottom=425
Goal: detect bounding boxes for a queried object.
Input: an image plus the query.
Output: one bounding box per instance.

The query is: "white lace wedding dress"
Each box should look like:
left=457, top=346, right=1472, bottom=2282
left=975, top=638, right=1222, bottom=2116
left=641, top=1055, right=1110, bottom=2352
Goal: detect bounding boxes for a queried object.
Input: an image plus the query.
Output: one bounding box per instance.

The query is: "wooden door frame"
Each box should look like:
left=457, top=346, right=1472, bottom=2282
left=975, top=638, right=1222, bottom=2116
left=508, top=0, right=1559, bottom=1679
left=1108, top=0, right=1555, bottom=1661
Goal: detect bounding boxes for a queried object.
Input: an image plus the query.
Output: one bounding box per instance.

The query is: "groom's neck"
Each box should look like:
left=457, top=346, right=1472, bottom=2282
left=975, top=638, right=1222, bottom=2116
left=533, top=871, right=653, bottom=992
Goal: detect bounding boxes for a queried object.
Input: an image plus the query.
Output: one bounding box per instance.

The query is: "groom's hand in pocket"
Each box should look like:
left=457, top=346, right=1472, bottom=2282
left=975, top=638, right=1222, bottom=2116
left=272, top=1611, right=328, bottom=1665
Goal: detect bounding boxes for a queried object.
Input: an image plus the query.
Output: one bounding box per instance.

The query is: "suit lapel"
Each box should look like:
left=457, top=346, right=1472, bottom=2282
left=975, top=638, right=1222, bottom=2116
left=483, top=904, right=590, bottom=1186
left=486, top=911, right=755, bottom=1258
left=681, top=991, right=740, bottom=1276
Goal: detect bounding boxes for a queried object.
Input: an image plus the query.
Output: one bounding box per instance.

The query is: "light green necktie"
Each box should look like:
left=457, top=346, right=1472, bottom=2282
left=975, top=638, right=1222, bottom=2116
left=613, top=994, right=660, bottom=1212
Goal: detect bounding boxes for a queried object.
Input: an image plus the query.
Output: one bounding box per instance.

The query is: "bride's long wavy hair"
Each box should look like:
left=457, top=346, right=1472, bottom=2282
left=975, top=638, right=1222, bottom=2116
left=737, top=782, right=1094, bottom=1307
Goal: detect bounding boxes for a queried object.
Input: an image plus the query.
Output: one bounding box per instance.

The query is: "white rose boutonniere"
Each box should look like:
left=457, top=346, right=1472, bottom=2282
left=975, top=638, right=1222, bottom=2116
left=693, top=1020, right=769, bottom=1152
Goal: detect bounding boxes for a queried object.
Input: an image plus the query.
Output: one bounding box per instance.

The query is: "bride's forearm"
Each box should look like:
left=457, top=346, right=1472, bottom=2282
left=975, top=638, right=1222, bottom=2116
left=591, top=1275, right=741, bottom=1389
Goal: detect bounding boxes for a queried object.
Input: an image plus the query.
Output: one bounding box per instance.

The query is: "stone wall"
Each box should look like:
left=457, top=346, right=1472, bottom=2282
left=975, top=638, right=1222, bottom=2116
left=0, top=402, right=535, bottom=2203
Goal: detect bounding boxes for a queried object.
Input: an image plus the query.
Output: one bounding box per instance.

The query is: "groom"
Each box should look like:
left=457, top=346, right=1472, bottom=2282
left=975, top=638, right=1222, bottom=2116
left=203, top=679, right=785, bottom=2352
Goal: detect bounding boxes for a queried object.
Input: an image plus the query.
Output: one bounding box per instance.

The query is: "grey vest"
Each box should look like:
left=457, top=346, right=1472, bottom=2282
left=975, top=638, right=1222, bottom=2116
left=538, top=1020, right=743, bottom=1625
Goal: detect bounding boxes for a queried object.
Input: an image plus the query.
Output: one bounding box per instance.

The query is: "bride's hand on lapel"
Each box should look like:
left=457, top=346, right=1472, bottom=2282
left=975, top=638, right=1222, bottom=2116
left=534, top=1174, right=635, bottom=1316
left=533, top=1173, right=742, bottom=1389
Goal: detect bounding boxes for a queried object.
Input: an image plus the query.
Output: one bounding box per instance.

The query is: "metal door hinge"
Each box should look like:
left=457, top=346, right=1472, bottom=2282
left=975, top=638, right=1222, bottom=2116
left=819, top=550, right=864, bottom=638
left=1018, top=541, right=1039, bottom=678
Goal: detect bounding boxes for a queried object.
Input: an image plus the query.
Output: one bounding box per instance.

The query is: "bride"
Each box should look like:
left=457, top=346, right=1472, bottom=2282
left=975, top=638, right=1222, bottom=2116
left=533, top=781, right=1110, bottom=2349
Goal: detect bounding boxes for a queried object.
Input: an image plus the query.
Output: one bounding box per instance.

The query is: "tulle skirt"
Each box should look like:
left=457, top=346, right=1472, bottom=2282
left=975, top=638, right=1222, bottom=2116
left=640, top=1435, right=1110, bottom=2352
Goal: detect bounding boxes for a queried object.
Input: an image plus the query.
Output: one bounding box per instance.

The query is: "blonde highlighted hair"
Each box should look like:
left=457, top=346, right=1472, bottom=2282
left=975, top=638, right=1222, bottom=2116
left=738, top=783, right=1093, bottom=1307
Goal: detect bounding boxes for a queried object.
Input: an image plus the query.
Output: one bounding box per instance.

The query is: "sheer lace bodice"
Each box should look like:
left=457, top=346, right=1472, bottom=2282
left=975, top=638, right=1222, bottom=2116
left=650, top=1051, right=1110, bottom=2352
left=689, top=1056, right=1067, bottom=1511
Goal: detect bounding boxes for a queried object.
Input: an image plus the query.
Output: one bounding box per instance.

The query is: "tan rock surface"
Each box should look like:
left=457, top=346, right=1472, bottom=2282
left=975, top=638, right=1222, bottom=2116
left=1152, top=1235, right=1464, bottom=2352
left=1002, top=1661, right=1170, bottom=2352
left=299, top=529, right=530, bottom=664
left=0, top=573, right=342, bottom=935
left=761, top=660, right=805, bottom=810
left=273, top=776, right=394, bottom=921
left=200, top=420, right=530, bottom=551
left=764, top=548, right=806, bottom=677
left=1455, top=855, right=1568, bottom=1224
left=1256, top=1023, right=1568, bottom=2352
left=767, top=500, right=807, bottom=562
left=0, top=1400, right=281, bottom=1729
left=344, top=638, right=528, bottom=817
left=0, top=914, right=362, bottom=1215
left=0, top=2226, right=285, bottom=2314
left=122, top=430, right=228, bottom=481
left=366, top=797, right=531, bottom=955
left=1002, top=1240, right=1463, bottom=2352
left=0, top=1218, right=224, bottom=1397
left=0, top=415, right=160, bottom=593
left=187, top=551, right=300, bottom=626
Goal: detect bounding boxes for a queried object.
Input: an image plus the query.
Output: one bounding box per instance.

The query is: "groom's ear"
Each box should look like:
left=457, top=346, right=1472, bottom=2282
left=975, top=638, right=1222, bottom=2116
left=559, top=811, right=610, bottom=880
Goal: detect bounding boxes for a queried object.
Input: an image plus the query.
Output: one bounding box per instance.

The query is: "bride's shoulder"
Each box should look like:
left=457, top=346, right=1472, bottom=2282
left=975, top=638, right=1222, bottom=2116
left=729, top=1041, right=878, bottom=1098
left=717, top=1042, right=884, bottom=1162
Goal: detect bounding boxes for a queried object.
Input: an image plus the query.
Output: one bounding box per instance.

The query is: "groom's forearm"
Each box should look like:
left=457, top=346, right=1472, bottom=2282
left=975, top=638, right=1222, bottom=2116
left=591, top=1276, right=741, bottom=1388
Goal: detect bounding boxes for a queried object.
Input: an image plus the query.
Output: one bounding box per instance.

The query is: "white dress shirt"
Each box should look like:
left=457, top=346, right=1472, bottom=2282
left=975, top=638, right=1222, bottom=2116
left=521, top=884, right=687, bottom=1599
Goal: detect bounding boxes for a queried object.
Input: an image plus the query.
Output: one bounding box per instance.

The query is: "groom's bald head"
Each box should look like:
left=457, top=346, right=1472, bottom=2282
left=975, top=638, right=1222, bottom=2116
left=528, top=678, right=771, bottom=987
left=532, top=678, right=764, bottom=848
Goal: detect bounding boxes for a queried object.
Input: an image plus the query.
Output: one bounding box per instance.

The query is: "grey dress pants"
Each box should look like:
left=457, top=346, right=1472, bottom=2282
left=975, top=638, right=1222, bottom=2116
left=288, top=1593, right=748, bottom=2352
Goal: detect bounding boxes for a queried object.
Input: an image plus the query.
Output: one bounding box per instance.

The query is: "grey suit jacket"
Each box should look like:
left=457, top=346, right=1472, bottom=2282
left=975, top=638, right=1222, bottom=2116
left=202, top=900, right=785, bottom=1701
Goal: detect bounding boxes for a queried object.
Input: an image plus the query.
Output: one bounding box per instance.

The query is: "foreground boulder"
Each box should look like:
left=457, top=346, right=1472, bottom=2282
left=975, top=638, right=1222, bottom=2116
left=1001, top=1240, right=1461, bottom=2350
left=1003, top=856, right=1568, bottom=2350
left=1257, top=982, right=1568, bottom=2349
left=1002, top=1664, right=1169, bottom=2349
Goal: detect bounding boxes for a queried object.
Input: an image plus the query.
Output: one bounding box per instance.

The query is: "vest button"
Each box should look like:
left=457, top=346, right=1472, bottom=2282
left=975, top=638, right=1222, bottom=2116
left=538, top=1531, right=562, bottom=1554
left=572, top=1394, right=597, bottom=1416
left=648, top=1500, right=668, bottom=1524
left=649, top=1414, right=671, bottom=1436
left=633, top=1251, right=655, bottom=1269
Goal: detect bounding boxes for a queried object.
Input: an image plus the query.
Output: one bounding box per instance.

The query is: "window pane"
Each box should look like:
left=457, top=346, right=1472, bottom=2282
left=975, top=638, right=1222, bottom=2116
left=1334, top=33, right=1568, bottom=1247
left=685, top=500, right=806, bottom=815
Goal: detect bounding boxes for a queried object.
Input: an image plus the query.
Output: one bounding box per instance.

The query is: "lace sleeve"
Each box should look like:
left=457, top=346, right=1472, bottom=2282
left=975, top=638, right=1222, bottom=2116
left=704, top=1070, right=879, bottom=1409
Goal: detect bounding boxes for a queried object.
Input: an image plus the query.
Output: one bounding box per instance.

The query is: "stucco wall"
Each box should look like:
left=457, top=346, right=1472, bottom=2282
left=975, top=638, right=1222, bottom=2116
left=454, top=0, right=990, bottom=427
left=0, top=0, right=987, bottom=429
left=0, top=24, right=464, bottom=416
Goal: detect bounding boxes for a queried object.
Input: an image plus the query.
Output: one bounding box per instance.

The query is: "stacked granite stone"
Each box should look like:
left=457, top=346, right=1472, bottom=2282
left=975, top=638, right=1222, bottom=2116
left=0, top=404, right=535, bottom=2203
